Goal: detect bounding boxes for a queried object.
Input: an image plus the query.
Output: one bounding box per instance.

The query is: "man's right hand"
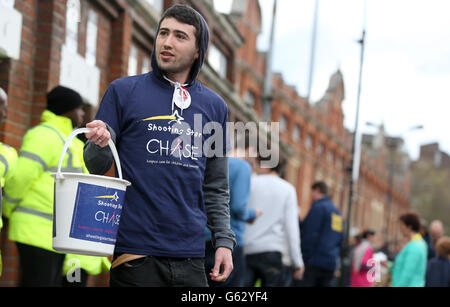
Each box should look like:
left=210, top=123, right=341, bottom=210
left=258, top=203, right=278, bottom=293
left=85, top=120, right=111, bottom=148
left=293, top=266, right=305, bottom=280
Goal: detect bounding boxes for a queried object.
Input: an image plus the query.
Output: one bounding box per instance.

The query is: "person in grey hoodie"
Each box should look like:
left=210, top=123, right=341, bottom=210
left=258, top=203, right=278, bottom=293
left=243, top=158, right=304, bottom=287
left=83, top=4, right=235, bottom=287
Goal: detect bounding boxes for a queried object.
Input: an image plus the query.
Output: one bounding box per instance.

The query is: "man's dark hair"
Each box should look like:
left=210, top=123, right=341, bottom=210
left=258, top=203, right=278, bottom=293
left=159, top=4, right=202, bottom=46
left=257, top=154, right=285, bottom=177
left=399, top=213, right=421, bottom=232
left=362, top=229, right=376, bottom=239
left=312, top=181, right=328, bottom=196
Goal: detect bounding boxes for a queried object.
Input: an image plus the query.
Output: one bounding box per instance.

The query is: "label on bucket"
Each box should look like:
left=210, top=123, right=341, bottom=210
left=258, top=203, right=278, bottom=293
left=70, top=182, right=125, bottom=245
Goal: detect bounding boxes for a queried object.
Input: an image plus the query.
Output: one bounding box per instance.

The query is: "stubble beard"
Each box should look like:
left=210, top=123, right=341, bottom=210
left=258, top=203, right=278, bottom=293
left=157, top=50, right=197, bottom=79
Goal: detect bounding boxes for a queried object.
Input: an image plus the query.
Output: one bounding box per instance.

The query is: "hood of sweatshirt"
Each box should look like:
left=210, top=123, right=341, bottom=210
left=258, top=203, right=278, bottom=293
left=151, top=10, right=210, bottom=86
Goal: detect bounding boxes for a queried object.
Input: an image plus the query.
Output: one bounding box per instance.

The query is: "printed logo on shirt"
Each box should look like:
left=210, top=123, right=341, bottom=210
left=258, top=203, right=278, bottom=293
left=140, top=110, right=185, bottom=125
left=140, top=112, right=208, bottom=166
left=331, top=213, right=343, bottom=232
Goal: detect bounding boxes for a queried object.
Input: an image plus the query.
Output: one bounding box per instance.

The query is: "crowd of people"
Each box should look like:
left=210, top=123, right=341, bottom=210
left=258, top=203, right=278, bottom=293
left=349, top=216, right=450, bottom=287
left=0, top=4, right=449, bottom=288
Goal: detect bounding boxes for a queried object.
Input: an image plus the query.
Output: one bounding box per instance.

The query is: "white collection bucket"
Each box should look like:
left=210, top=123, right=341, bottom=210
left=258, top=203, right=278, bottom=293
left=52, top=128, right=131, bottom=257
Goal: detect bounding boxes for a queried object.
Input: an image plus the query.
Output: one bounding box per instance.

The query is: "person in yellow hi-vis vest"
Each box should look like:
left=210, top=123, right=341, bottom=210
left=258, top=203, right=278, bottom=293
left=62, top=254, right=111, bottom=287
left=0, top=87, right=19, bottom=277
left=3, top=86, right=110, bottom=286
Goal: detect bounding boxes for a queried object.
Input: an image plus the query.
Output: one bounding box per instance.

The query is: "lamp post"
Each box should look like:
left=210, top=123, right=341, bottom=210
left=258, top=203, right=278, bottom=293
left=262, top=0, right=278, bottom=122
left=306, top=0, right=320, bottom=103
left=338, top=29, right=366, bottom=287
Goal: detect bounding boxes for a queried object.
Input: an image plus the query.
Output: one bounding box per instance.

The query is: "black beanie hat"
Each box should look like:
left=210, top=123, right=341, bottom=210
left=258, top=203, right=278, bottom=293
left=46, top=86, right=83, bottom=115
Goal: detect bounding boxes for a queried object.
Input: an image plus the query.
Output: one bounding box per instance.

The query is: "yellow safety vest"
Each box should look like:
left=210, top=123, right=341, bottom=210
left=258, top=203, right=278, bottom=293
left=3, top=110, right=110, bottom=274
left=63, top=254, right=111, bottom=277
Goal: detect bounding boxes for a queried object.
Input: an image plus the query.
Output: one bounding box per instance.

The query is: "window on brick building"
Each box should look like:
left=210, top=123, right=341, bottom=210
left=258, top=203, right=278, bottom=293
left=337, top=157, right=344, bottom=170
left=317, top=142, right=324, bottom=158
left=327, top=150, right=335, bottom=165
left=279, top=115, right=287, bottom=133
left=244, top=90, right=256, bottom=107
left=65, top=0, right=80, bottom=53
left=306, top=134, right=313, bottom=150
left=146, top=0, right=163, bottom=12
left=293, top=125, right=301, bottom=142
left=208, top=45, right=228, bottom=79
left=85, top=9, right=98, bottom=66
left=128, top=45, right=138, bottom=76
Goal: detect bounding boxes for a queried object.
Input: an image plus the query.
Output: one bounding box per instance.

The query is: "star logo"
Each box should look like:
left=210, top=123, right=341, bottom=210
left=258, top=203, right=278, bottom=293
left=95, top=191, right=119, bottom=202
left=141, top=110, right=184, bottom=125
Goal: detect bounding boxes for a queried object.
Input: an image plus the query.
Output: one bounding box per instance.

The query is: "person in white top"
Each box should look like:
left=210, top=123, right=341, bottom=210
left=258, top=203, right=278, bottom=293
left=243, top=159, right=304, bottom=287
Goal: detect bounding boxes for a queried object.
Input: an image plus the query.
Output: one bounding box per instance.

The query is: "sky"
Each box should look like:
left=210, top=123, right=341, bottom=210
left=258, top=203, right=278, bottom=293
left=214, top=0, right=450, bottom=160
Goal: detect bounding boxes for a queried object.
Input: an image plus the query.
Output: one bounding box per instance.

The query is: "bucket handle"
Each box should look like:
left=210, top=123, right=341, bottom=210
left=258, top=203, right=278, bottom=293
left=56, top=128, right=123, bottom=180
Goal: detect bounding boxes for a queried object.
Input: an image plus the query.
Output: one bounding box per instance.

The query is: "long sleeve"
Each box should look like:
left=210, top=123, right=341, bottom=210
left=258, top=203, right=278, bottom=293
left=203, top=156, right=236, bottom=251
left=3, top=128, right=54, bottom=217
left=284, top=187, right=304, bottom=269
left=392, top=243, right=426, bottom=287
left=83, top=123, right=116, bottom=175
left=230, top=161, right=256, bottom=223
left=301, top=203, right=324, bottom=263
left=84, top=82, right=122, bottom=175
left=359, top=246, right=374, bottom=272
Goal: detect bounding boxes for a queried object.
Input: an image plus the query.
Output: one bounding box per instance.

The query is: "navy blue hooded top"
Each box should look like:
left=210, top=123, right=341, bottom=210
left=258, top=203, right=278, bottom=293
left=85, top=8, right=235, bottom=258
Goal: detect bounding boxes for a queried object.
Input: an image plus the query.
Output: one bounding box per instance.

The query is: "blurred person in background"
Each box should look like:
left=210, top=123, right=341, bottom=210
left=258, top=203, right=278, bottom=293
left=350, top=230, right=376, bottom=287
left=430, top=220, right=445, bottom=248
left=300, top=181, right=344, bottom=287
left=420, top=221, right=436, bottom=260
left=243, top=158, right=304, bottom=287
left=205, top=133, right=262, bottom=287
left=425, top=236, right=450, bottom=287
left=3, top=86, right=109, bottom=286
left=391, top=213, right=427, bottom=287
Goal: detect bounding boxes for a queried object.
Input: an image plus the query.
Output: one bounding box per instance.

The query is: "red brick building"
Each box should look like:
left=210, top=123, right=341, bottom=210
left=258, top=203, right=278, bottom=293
left=0, top=0, right=410, bottom=286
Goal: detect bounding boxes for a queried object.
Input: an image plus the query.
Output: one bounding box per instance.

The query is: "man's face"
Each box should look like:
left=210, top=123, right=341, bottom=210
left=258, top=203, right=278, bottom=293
left=155, top=17, right=199, bottom=79
left=430, top=223, right=444, bottom=242
left=367, top=234, right=376, bottom=244
left=399, top=222, right=411, bottom=237
left=311, top=188, right=322, bottom=202
left=65, top=106, right=85, bottom=128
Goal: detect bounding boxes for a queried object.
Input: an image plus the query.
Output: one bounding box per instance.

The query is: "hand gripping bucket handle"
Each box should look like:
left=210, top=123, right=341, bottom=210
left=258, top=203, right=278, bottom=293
left=56, top=128, right=123, bottom=179
left=52, top=128, right=129, bottom=257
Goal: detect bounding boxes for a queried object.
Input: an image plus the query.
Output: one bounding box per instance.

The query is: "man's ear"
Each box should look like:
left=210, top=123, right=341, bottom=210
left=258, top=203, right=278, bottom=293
left=195, top=47, right=199, bottom=60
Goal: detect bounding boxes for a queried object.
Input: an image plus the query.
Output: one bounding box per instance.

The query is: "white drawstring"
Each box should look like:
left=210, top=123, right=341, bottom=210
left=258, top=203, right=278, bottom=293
left=163, top=76, right=190, bottom=115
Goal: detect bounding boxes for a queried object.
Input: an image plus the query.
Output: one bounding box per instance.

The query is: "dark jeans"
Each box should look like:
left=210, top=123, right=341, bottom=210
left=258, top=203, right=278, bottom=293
left=16, top=243, right=65, bottom=287
left=110, top=255, right=208, bottom=287
left=244, top=251, right=283, bottom=287
left=298, top=264, right=335, bottom=287
left=205, top=240, right=245, bottom=287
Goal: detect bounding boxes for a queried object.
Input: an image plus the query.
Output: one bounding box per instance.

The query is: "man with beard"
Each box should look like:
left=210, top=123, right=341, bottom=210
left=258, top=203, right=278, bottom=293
left=84, top=4, right=235, bottom=287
